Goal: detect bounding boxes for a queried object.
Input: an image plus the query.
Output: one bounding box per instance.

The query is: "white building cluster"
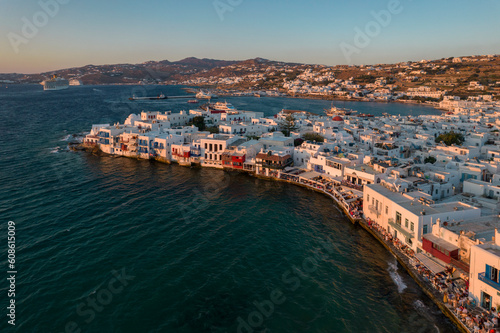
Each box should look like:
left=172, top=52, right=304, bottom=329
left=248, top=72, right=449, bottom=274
left=86, top=97, right=500, bottom=310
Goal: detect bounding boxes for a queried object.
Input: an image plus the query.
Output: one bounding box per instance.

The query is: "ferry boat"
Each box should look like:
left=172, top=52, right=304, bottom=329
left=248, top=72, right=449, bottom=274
left=201, top=101, right=236, bottom=114
left=324, top=104, right=356, bottom=116
left=196, top=90, right=218, bottom=99
left=41, top=75, right=69, bottom=91
left=213, top=101, right=236, bottom=112
left=129, top=93, right=166, bottom=101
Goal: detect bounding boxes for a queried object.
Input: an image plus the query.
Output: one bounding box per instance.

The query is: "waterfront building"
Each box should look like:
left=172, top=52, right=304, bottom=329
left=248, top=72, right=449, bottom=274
left=427, top=216, right=500, bottom=270
left=255, top=150, right=293, bottom=177
left=363, top=183, right=481, bottom=252
left=469, top=230, right=500, bottom=310
left=200, top=134, right=244, bottom=168
left=344, top=164, right=384, bottom=186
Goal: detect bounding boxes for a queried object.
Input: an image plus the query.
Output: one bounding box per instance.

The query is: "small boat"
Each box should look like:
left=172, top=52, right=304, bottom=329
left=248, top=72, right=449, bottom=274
left=129, top=93, right=166, bottom=101
left=357, top=113, right=374, bottom=118
left=254, top=93, right=261, bottom=98
left=187, top=99, right=199, bottom=104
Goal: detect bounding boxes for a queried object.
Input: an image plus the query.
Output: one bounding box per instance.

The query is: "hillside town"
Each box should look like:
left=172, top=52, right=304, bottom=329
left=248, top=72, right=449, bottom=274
left=5, top=55, right=500, bottom=107
left=178, top=54, right=500, bottom=105
left=81, top=93, right=500, bottom=332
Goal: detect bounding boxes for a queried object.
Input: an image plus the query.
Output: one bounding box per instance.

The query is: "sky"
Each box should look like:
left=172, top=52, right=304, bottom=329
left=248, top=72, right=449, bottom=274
left=1, top=0, right=499, bottom=73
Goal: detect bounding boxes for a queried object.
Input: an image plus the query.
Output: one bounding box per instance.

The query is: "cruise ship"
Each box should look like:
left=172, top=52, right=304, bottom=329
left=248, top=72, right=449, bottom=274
left=41, top=75, right=69, bottom=91
left=69, top=79, right=83, bottom=86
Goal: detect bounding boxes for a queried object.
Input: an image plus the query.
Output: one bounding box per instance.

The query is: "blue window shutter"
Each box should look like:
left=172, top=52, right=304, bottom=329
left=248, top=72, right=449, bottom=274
left=486, top=264, right=491, bottom=278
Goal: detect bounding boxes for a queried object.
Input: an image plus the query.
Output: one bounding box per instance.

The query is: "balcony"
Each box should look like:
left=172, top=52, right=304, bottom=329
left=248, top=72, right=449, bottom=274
left=388, top=220, right=414, bottom=239
left=368, top=205, right=381, bottom=216
left=478, top=272, right=500, bottom=292
left=259, top=162, right=291, bottom=170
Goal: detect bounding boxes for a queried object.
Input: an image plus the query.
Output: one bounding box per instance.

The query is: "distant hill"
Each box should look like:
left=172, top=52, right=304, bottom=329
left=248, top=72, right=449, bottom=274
left=2, top=55, right=499, bottom=98
left=0, top=57, right=279, bottom=85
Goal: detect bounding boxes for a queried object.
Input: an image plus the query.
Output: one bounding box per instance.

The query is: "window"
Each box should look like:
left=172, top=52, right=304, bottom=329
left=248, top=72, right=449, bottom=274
left=410, top=222, right=414, bottom=231
left=423, top=224, right=428, bottom=234
left=405, top=218, right=409, bottom=228
left=487, top=265, right=499, bottom=283
left=396, top=212, right=401, bottom=225
left=385, top=206, right=388, bottom=214
left=367, top=194, right=370, bottom=202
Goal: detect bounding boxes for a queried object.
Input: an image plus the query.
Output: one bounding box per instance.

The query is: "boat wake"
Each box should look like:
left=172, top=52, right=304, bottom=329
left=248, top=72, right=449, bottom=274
left=49, top=147, right=61, bottom=154
left=387, top=258, right=407, bottom=293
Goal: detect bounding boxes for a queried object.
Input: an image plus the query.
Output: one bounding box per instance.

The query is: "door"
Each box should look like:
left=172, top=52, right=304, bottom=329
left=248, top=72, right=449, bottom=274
left=482, top=292, right=492, bottom=310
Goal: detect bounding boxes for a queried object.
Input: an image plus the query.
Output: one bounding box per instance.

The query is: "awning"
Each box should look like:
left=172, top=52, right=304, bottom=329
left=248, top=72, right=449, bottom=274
left=299, top=171, right=323, bottom=180
left=415, top=253, right=446, bottom=274
left=330, top=176, right=343, bottom=184
left=423, top=234, right=459, bottom=252
left=388, top=221, right=414, bottom=239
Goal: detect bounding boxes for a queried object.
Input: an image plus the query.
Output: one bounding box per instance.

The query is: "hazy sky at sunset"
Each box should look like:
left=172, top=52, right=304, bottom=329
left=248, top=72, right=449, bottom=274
left=1, top=0, right=499, bottom=73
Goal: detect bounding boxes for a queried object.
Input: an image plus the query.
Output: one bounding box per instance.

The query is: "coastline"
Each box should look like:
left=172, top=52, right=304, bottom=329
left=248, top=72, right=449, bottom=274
left=14, top=82, right=440, bottom=109
left=77, top=147, right=467, bottom=332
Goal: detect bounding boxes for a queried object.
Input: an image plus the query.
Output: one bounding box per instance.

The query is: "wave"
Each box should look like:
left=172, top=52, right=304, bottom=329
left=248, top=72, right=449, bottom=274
left=387, top=258, right=407, bottom=293
left=413, top=300, right=440, bottom=332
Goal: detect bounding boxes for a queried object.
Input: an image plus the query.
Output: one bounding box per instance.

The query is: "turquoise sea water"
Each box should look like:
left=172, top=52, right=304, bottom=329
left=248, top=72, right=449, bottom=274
left=0, top=85, right=457, bottom=332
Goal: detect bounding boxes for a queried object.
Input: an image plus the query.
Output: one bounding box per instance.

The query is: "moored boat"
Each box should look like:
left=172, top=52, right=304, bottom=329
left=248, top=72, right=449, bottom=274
left=129, top=93, right=166, bottom=101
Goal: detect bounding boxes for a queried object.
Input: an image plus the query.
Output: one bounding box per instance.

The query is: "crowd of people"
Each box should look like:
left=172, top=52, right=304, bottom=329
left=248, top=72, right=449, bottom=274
left=279, top=171, right=364, bottom=220
left=348, top=198, right=362, bottom=219
left=367, top=217, right=500, bottom=333
left=341, top=180, right=363, bottom=191
left=265, top=168, right=500, bottom=332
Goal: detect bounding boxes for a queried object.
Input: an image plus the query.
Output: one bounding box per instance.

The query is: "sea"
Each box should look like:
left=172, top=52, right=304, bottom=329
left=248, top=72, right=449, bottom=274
left=0, top=84, right=458, bottom=332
